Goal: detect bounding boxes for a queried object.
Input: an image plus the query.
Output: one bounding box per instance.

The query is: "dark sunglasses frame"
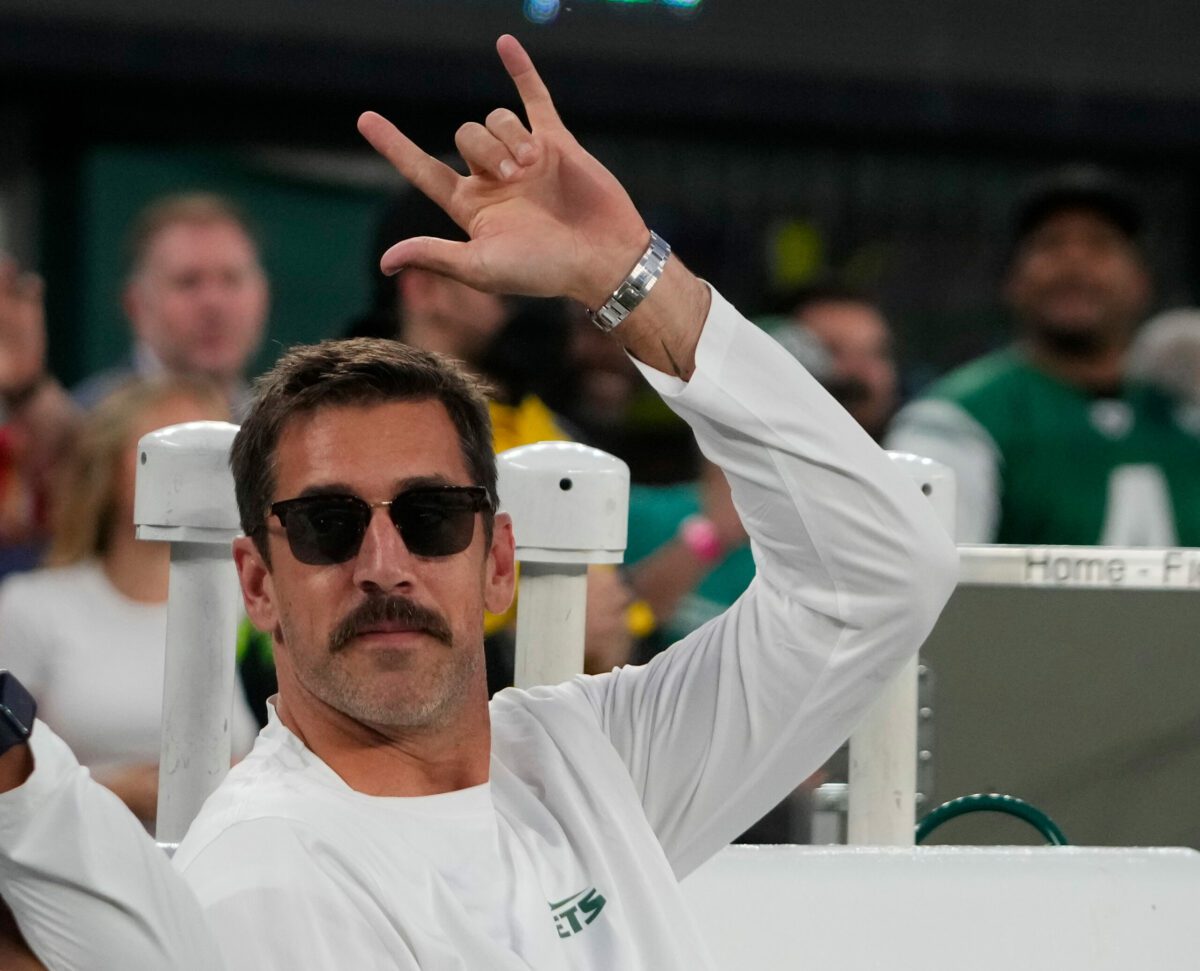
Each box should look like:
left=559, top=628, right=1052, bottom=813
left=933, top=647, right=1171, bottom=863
left=269, top=485, right=491, bottom=565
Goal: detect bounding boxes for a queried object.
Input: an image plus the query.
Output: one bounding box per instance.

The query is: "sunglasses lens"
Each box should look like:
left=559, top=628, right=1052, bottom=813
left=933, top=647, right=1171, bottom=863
left=282, top=499, right=368, bottom=565
left=393, top=492, right=480, bottom=557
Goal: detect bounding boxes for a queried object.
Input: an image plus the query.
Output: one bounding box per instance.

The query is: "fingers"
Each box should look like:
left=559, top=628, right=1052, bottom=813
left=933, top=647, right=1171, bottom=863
left=496, top=34, right=562, bottom=130
left=485, top=108, right=538, bottom=165
left=357, top=111, right=460, bottom=212
left=455, top=121, right=531, bottom=182
left=380, top=236, right=471, bottom=280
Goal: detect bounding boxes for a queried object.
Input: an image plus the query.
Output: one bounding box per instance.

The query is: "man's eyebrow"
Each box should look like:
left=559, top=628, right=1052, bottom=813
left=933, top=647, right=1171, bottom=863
left=394, top=474, right=464, bottom=491
left=291, top=483, right=357, bottom=500
left=286, top=475, right=466, bottom=501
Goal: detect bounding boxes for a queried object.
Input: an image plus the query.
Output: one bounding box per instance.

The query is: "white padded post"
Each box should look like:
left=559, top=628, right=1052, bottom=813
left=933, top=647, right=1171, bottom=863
left=498, top=443, right=629, bottom=689
left=847, top=453, right=956, bottom=845
left=134, top=421, right=242, bottom=844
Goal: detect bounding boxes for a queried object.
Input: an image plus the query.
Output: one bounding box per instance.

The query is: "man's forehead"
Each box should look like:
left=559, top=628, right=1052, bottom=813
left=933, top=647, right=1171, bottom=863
left=272, top=399, right=470, bottom=496
left=1024, top=208, right=1132, bottom=246
left=145, top=219, right=258, bottom=265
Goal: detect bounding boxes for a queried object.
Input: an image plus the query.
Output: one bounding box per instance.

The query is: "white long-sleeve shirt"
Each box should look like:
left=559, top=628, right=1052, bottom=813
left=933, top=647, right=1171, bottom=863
left=0, top=287, right=957, bottom=970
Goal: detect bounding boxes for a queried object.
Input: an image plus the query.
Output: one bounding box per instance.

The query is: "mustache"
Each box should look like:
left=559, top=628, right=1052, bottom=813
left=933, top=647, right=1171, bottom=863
left=328, top=595, right=454, bottom=652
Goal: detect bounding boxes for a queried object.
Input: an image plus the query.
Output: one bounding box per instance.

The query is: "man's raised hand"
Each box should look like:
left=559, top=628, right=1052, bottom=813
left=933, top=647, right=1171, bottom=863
left=357, top=35, right=650, bottom=310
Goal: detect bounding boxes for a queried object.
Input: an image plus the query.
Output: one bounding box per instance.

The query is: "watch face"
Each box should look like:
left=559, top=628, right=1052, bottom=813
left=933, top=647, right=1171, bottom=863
left=0, top=671, right=36, bottom=739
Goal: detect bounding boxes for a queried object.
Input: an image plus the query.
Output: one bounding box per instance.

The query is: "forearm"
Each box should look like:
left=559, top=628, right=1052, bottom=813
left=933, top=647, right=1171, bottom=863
left=599, top=253, right=711, bottom=383
left=628, top=538, right=713, bottom=626
left=0, top=746, right=32, bottom=795
left=584, top=288, right=958, bottom=874
left=659, top=290, right=957, bottom=630
left=0, top=723, right=226, bottom=970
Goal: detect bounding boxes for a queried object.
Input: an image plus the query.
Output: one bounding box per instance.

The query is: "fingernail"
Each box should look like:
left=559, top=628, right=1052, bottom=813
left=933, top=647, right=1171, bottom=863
left=517, top=142, right=535, bottom=162
left=499, top=160, right=517, bottom=179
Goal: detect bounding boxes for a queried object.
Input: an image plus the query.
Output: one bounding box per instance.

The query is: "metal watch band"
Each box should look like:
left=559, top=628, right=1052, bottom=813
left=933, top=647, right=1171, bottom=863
left=590, top=231, right=672, bottom=332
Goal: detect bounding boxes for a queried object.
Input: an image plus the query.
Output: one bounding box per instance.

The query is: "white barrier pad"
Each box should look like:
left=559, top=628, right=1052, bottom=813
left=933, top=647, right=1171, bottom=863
left=681, top=845, right=1200, bottom=969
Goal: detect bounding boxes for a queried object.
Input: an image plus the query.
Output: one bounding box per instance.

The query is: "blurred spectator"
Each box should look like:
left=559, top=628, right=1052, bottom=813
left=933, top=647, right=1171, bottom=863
left=73, top=193, right=269, bottom=418
left=0, top=193, right=268, bottom=576
left=0, top=258, right=77, bottom=575
left=0, top=377, right=258, bottom=828
left=887, top=165, right=1200, bottom=545
left=784, top=283, right=899, bottom=441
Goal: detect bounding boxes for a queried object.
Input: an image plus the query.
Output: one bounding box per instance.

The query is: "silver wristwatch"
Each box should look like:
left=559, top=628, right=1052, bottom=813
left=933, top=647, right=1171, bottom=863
left=590, top=231, right=672, bottom=332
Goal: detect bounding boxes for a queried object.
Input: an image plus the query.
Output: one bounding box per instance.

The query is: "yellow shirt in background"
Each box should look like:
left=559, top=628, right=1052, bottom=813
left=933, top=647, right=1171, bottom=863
left=485, top=396, right=654, bottom=641
left=485, top=396, right=569, bottom=635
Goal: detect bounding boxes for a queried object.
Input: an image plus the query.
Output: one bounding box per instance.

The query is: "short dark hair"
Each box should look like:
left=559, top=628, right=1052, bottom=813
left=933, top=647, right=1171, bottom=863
left=1010, top=165, right=1144, bottom=256
left=231, top=338, right=497, bottom=561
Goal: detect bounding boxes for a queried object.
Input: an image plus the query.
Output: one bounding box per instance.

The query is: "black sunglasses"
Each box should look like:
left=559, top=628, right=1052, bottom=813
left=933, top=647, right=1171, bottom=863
left=269, top=485, right=491, bottom=565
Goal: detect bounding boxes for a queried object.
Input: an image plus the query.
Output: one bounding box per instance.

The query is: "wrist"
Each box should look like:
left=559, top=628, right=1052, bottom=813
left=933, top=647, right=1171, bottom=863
left=613, top=259, right=709, bottom=380
left=578, top=228, right=652, bottom=311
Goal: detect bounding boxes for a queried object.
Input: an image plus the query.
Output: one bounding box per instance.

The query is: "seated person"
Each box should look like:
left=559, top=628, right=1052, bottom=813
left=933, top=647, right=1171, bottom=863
left=0, top=376, right=258, bottom=827
left=0, top=258, right=74, bottom=577
left=0, top=37, right=955, bottom=969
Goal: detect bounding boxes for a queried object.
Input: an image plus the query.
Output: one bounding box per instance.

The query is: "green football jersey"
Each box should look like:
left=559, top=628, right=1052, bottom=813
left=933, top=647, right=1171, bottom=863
left=900, top=348, right=1200, bottom=546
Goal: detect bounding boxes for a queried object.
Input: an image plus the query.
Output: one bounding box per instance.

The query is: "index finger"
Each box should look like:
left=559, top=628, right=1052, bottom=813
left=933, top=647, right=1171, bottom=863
left=357, top=111, right=461, bottom=215
left=496, top=35, right=562, bottom=131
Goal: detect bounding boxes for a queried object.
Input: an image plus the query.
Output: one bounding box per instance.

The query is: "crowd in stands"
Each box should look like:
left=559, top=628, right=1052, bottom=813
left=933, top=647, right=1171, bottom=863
left=1, top=161, right=1197, bottom=836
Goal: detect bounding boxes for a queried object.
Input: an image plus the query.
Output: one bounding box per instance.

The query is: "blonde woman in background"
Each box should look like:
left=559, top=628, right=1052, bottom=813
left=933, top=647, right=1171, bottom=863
left=0, top=376, right=257, bottom=827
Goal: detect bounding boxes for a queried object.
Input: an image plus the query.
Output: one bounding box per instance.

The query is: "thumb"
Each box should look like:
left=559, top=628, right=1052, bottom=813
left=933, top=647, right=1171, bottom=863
left=380, top=236, right=472, bottom=281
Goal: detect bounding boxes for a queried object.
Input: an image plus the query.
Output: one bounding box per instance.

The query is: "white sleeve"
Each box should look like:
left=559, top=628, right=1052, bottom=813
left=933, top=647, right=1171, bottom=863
left=575, top=287, right=959, bottom=879
left=178, top=819, right=416, bottom=971
left=0, top=722, right=227, bottom=971
left=885, top=397, right=1002, bottom=544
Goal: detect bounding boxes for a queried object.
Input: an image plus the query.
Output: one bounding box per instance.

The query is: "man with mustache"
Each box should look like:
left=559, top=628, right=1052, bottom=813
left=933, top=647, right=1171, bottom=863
left=888, top=166, right=1200, bottom=546
left=0, top=36, right=955, bottom=970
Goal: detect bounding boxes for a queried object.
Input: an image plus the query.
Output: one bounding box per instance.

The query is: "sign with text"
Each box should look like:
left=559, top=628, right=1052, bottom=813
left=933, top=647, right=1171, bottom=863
left=958, top=545, right=1200, bottom=591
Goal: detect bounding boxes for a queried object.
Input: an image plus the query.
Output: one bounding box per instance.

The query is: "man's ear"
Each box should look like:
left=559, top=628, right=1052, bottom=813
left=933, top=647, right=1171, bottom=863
left=233, top=536, right=280, bottom=637
left=483, top=513, right=517, bottom=616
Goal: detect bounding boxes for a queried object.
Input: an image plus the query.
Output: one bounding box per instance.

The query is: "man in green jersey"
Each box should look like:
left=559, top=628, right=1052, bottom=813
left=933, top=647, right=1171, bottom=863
left=888, top=166, right=1200, bottom=546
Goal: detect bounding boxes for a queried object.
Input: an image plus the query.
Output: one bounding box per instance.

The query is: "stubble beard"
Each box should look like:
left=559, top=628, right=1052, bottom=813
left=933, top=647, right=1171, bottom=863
left=291, top=595, right=482, bottom=732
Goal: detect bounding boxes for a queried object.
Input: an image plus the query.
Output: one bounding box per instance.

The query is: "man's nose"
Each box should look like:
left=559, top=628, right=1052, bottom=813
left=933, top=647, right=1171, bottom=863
left=351, top=507, right=418, bottom=594
left=198, top=275, right=241, bottom=310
